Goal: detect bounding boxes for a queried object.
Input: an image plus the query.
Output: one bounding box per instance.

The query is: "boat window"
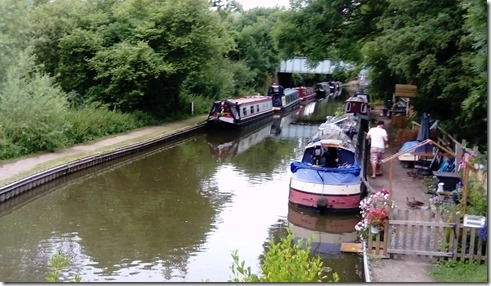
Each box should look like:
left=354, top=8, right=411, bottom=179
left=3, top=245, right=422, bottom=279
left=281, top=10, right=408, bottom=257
left=250, top=106, right=254, bottom=114
left=338, top=149, right=355, bottom=165
left=242, top=108, right=247, bottom=116
left=360, top=103, right=367, bottom=114
left=344, top=102, right=351, bottom=113
left=322, top=147, right=338, bottom=167
left=256, top=105, right=259, bottom=112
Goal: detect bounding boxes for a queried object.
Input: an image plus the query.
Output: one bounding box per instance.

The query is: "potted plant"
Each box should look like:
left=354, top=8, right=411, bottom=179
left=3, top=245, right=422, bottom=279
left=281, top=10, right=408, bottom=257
left=366, top=208, right=388, bottom=233
left=355, top=188, right=396, bottom=239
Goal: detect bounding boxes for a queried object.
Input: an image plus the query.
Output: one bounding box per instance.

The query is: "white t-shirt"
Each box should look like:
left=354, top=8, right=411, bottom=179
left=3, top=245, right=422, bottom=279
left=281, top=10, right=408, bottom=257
left=367, top=127, right=388, bottom=149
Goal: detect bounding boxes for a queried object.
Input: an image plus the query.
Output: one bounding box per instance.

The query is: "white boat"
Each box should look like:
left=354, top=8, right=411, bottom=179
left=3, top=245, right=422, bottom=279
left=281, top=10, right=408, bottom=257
left=207, top=95, right=273, bottom=129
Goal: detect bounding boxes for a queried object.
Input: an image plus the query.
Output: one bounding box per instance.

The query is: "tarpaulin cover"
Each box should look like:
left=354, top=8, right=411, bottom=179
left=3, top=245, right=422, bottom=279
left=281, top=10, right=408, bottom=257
left=399, top=140, right=419, bottom=152
left=290, top=162, right=361, bottom=185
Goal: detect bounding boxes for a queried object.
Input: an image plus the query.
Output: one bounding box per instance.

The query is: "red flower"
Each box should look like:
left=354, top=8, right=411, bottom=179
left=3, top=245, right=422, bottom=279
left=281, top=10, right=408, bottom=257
left=366, top=208, right=388, bottom=229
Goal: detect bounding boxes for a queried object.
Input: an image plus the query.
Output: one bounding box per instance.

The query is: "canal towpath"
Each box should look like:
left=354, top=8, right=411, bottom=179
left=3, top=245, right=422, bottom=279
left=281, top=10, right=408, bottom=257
left=0, top=114, right=207, bottom=186
left=366, top=106, right=436, bottom=282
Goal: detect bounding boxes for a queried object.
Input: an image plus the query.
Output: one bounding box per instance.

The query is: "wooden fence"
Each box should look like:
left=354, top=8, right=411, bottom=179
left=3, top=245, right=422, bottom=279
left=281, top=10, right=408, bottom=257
left=367, top=209, right=487, bottom=263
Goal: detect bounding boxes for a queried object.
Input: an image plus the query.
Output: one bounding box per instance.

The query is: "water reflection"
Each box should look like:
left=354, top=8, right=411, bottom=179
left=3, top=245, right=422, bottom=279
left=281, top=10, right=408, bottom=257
left=287, top=205, right=364, bottom=282
left=0, top=111, right=363, bottom=282
left=0, top=137, right=232, bottom=282
left=296, top=101, right=317, bottom=118
left=206, top=123, right=272, bottom=161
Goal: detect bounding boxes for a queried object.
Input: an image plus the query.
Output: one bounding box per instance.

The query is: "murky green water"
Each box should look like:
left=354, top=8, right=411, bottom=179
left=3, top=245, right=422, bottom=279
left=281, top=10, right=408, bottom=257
left=0, top=104, right=363, bottom=282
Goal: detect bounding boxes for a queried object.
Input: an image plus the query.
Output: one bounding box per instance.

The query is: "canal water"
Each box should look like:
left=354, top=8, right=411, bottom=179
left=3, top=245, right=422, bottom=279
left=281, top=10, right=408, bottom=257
left=0, top=98, right=364, bottom=282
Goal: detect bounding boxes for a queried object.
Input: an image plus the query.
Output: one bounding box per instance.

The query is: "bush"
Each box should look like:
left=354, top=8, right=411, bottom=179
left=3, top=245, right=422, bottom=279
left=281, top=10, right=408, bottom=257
left=64, top=103, right=145, bottom=144
left=0, top=50, right=71, bottom=159
left=46, top=251, right=81, bottom=282
left=228, top=230, right=339, bottom=282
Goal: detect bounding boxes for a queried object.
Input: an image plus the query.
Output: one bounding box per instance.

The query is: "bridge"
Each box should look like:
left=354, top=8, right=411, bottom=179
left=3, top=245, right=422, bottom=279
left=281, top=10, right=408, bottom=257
left=276, top=57, right=349, bottom=87
left=278, top=57, right=336, bottom=74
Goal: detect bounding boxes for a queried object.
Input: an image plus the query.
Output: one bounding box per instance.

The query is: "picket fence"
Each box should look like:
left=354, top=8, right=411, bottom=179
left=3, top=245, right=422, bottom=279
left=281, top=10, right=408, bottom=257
left=367, top=209, right=487, bottom=263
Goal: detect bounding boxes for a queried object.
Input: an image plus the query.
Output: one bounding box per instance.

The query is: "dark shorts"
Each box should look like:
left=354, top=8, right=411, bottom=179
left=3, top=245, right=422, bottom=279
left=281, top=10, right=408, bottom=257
left=370, top=147, right=385, bottom=164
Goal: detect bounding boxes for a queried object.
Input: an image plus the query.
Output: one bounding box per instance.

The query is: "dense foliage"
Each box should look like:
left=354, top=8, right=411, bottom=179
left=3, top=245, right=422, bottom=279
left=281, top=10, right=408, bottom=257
left=272, top=0, right=487, bottom=151
left=0, top=0, right=486, bottom=158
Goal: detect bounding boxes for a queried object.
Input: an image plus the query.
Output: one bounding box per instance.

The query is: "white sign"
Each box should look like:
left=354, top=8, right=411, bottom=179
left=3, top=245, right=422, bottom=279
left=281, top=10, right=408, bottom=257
left=463, top=215, right=486, bottom=228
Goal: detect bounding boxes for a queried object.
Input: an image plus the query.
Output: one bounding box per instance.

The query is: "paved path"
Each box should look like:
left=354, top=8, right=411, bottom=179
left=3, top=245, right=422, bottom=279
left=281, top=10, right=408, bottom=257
left=0, top=115, right=207, bottom=185
left=367, top=107, right=435, bottom=282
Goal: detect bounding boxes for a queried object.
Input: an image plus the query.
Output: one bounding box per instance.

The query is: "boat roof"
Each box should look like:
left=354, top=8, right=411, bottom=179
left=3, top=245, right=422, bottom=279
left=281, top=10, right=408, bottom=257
left=309, top=123, right=355, bottom=151
left=224, top=95, right=271, bottom=105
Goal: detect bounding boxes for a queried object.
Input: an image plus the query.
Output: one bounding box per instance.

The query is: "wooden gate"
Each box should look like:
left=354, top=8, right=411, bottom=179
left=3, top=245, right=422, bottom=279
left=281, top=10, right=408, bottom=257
left=367, top=209, right=487, bottom=263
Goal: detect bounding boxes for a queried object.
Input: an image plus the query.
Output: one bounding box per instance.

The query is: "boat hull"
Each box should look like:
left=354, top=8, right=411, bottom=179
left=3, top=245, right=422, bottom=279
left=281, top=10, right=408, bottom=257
left=206, top=95, right=273, bottom=130
left=207, top=111, right=272, bottom=130
left=289, top=186, right=362, bottom=211
left=272, top=99, right=301, bottom=114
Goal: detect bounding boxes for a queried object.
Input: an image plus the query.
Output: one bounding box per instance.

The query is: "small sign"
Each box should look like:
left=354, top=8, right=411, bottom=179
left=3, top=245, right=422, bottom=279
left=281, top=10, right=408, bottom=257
left=395, top=84, right=417, bottom=98
left=463, top=215, right=486, bottom=228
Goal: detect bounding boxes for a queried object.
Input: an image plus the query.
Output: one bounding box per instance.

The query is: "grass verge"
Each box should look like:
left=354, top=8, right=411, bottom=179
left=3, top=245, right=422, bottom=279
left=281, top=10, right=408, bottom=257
left=430, top=260, right=487, bottom=282
left=0, top=115, right=207, bottom=187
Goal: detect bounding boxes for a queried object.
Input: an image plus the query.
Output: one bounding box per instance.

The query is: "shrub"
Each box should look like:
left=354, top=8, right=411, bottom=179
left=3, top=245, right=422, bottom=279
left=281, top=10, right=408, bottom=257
left=0, top=50, right=71, bottom=158
left=64, top=103, right=145, bottom=144
left=228, top=230, right=339, bottom=282
left=46, top=251, right=81, bottom=282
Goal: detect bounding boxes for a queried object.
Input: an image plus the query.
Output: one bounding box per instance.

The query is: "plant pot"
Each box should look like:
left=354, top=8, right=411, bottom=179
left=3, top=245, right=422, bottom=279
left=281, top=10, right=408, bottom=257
left=370, top=225, right=380, bottom=234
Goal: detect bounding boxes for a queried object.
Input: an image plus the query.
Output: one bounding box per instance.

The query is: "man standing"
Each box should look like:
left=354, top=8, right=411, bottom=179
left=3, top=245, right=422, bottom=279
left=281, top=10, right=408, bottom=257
left=366, top=120, right=388, bottom=179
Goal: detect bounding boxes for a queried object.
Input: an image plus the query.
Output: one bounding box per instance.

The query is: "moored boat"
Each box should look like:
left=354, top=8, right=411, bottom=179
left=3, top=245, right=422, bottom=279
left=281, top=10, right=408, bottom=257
left=314, top=82, right=333, bottom=100
left=288, top=119, right=366, bottom=212
left=207, top=95, right=273, bottom=129
left=267, top=84, right=301, bottom=113
left=296, top=86, right=317, bottom=103
left=344, top=89, right=370, bottom=120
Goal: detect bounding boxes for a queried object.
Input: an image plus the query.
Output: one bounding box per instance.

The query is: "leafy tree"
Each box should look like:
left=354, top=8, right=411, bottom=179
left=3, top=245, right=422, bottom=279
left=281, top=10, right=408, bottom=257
left=454, top=0, right=487, bottom=150
left=30, top=0, right=235, bottom=118
left=0, top=49, right=70, bottom=157
left=0, top=0, right=32, bottom=83
left=226, top=7, right=285, bottom=93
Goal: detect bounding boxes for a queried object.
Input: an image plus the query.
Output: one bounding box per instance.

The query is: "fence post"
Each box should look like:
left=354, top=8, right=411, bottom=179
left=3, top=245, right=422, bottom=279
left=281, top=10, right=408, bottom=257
left=452, top=213, right=460, bottom=260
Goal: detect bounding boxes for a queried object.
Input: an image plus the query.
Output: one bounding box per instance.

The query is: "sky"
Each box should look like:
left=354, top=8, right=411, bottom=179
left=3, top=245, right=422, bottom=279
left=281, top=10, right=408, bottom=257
left=239, top=0, right=291, bottom=10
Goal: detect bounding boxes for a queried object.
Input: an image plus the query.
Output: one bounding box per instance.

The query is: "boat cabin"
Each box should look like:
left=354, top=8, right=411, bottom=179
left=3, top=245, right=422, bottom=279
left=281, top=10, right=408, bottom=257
left=302, top=143, right=355, bottom=168
left=344, top=96, right=368, bottom=115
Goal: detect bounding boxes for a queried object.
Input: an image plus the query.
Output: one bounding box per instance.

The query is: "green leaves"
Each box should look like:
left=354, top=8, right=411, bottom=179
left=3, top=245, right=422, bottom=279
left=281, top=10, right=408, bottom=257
left=228, top=229, right=337, bottom=282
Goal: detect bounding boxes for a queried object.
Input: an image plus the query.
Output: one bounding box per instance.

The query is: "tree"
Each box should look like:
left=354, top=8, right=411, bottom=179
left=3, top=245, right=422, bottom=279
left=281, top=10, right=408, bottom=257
left=0, top=0, right=32, bottom=83
left=226, top=7, right=284, bottom=93
left=30, top=0, right=235, bottom=118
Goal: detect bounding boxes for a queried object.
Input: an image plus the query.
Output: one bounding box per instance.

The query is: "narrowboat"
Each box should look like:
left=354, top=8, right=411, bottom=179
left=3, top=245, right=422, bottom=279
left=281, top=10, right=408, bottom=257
left=315, top=82, right=332, bottom=100
left=207, top=95, right=273, bottom=129
left=296, top=86, right=317, bottom=103
left=344, top=89, right=370, bottom=120
left=267, top=84, right=301, bottom=113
